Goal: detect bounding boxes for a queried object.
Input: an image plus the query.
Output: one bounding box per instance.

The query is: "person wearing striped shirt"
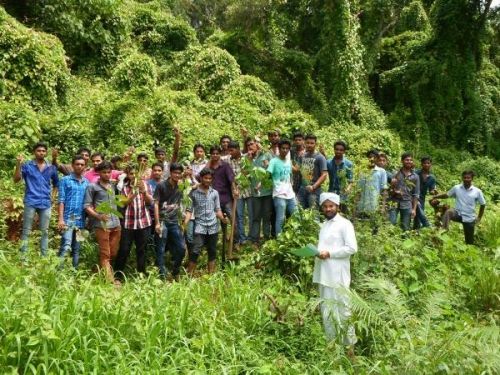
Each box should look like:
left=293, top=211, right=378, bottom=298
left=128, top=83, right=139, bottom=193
left=114, top=164, right=153, bottom=278
left=57, top=155, right=89, bottom=269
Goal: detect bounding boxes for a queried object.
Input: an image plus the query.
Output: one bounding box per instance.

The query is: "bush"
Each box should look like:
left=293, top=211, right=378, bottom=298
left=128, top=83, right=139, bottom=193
left=0, top=8, right=70, bottom=108
left=166, top=46, right=241, bottom=99
left=131, top=3, right=197, bottom=61
left=0, top=101, right=41, bottom=169
left=111, top=52, right=157, bottom=91
left=27, top=0, right=129, bottom=70
left=212, top=75, right=276, bottom=114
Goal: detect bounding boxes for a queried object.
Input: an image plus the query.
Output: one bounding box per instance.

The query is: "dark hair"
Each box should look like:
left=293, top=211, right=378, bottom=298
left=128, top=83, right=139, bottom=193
left=245, top=137, right=256, bottom=146
left=228, top=141, right=240, bottom=149
left=110, top=155, right=122, bottom=163
left=209, top=145, right=222, bottom=154
left=77, top=147, right=91, bottom=155
left=401, top=152, right=413, bottom=161
left=91, top=152, right=104, bottom=160
left=32, top=142, right=48, bottom=151
left=155, top=147, right=166, bottom=155
left=366, top=149, right=379, bottom=158
left=193, top=143, right=205, bottom=153
left=169, top=162, right=184, bottom=173
left=293, top=132, right=304, bottom=140
left=199, top=168, right=214, bottom=177
left=72, top=155, right=86, bottom=164
left=278, top=139, right=291, bottom=148
left=304, top=134, right=317, bottom=141
left=151, top=162, right=164, bottom=170
left=124, top=163, right=137, bottom=173
left=462, top=170, right=475, bottom=178
left=377, top=152, right=388, bottom=160
left=95, top=161, right=112, bottom=172
left=334, top=140, right=348, bottom=150
left=220, top=135, right=231, bottom=143
left=267, top=129, right=280, bottom=136
left=421, top=156, right=432, bottom=163
left=137, top=152, right=149, bottom=161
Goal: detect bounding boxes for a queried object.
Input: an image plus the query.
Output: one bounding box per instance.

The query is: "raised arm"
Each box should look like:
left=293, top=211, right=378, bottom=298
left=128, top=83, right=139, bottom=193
left=13, top=155, right=24, bottom=183
left=171, top=126, right=181, bottom=163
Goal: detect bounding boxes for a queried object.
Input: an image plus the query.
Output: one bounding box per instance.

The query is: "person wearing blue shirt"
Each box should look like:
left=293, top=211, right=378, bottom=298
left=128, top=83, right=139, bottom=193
left=57, top=155, right=89, bottom=268
left=434, top=170, right=486, bottom=244
left=13, top=142, right=59, bottom=258
left=327, top=140, right=353, bottom=213
left=413, top=156, right=437, bottom=229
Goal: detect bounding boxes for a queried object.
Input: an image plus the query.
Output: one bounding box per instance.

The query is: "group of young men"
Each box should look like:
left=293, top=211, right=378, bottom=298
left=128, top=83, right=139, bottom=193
left=12, top=128, right=488, bottom=350
left=13, top=129, right=486, bottom=282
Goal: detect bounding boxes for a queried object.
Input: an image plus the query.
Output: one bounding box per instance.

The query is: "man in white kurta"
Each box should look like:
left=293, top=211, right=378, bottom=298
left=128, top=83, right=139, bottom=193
left=314, top=192, right=358, bottom=346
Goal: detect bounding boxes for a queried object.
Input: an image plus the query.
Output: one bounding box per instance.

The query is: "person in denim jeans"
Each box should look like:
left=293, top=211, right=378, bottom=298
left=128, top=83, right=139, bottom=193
left=227, top=141, right=253, bottom=245
left=154, top=163, right=186, bottom=280
left=57, top=155, right=89, bottom=269
left=297, top=134, right=328, bottom=209
left=391, top=153, right=420, bottom=231
left=413, top=156, right=437, bottom=229
left=13, top=142, right=59, bottom=259
left=267, top=139, right=296, bottom=236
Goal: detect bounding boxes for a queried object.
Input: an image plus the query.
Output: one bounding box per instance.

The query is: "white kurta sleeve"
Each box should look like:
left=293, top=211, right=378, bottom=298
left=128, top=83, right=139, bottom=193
left=328, top=220, right=357, bottom=259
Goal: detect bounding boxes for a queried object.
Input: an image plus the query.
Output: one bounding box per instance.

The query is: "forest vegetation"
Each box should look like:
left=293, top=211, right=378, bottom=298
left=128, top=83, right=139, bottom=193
left=0, top=0, right=498, bottom=373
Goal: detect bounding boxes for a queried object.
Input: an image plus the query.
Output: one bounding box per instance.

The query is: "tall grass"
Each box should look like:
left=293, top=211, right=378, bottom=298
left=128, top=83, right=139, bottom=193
left=0, top=207, right=499, bottom=373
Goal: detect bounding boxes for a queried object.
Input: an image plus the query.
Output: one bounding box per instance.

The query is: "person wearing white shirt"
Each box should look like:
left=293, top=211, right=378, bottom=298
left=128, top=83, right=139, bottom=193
left=314, top=192, right=358, bottom=355
left=434, top=170, right=486, bottom=244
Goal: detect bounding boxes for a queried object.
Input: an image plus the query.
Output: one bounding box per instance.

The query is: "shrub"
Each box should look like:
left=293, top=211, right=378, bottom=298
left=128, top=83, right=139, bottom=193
left=27, top=0, right=129, bottom=70
left=0, top=101, right=41, bottom=169
left=212, top=75, right=276, bottom=114
left=0, top=8, right=70, bottom=108
left=131, top=4, right=197, bottom=61
left=111, top=52, right=158, bottom=91
left=166, top=46, right=241, bottom=99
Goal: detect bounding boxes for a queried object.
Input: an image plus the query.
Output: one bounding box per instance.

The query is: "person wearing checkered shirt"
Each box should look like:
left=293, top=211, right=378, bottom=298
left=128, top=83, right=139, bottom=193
left=183, top=168, right=228, bottom=275
left=114, top=164, right=153, bottom=279
left=57, top=155, right=89, bottom=269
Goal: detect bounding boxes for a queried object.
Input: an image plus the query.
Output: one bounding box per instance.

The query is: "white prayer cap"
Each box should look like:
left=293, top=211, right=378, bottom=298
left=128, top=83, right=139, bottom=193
left=319, top=192, right=340, bottom=206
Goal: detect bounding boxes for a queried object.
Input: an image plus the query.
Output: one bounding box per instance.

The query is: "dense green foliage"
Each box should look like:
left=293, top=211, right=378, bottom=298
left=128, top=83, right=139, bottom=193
left=0, top=0, right=498, bottom=373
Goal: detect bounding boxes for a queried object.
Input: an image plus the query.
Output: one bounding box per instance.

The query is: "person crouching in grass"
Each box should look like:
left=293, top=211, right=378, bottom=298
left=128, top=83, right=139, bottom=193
left=183, top=168, right=228, bottom=275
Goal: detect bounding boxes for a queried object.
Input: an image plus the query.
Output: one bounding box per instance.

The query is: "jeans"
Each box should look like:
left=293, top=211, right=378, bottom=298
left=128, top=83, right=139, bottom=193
left=273, top=197, right=296, bottom=236
left=95, top=227, right=121, bottom=281
left=389, top=208, right=412, bottom=231
left=185, top=220, right=195, bottom=245
left=156, top=222, right=185, bottom=278
left=236, top=197, right=253, bottom=243
left=221, top=201, right=237, bottom=244
left=58, top=226, right=81, bottom=269
left=20, top=205, right=51, bottom=256
left=190, top=233, right=218, bottom=263
left=115, top=227, right=150, bottom=277
left=442, top=208, right=475, bottom=244
left=298, top=187, right=322, bottom=209
left=250, top=195, right=273, bottom=243
left=413, top=199, right=430, bottom=229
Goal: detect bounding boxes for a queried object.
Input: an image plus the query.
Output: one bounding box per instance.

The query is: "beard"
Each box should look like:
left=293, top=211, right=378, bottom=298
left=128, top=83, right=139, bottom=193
left=324, top=212, right=337, bottom=220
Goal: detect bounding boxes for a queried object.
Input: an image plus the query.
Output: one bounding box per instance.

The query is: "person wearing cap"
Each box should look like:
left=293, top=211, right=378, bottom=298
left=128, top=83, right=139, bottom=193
left=314, top=192, right=358, bottom=354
